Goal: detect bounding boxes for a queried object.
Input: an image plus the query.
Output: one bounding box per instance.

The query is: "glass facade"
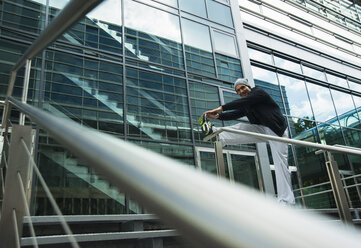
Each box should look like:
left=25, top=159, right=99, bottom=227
left=1, top=0, right=361, bottom=216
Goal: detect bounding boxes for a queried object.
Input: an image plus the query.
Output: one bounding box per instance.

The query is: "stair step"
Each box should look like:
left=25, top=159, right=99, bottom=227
left=21, top=230, right=179, bottom=247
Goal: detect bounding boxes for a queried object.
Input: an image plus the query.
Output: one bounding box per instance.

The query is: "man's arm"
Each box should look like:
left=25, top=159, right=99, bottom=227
left=222, top=87, right=269, bottom=111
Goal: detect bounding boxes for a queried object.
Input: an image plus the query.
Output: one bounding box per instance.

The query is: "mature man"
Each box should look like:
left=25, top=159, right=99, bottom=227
left=199, top=78, right=295, bottom=205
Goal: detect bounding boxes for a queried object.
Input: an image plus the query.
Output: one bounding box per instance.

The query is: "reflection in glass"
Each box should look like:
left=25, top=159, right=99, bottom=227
left=213, top=31, right=237, bottom=56
left=349, top=79, right=361, bottom=92
left=126, top=68, right=191, bottom=142
left=216, top=54, right=242, bottom=82
left=208, top=0, right=233, bottom=27
left=124, top=0, right=183, bottom=69
left=274, top=56, right=302, bottom=74
left=124, top=0, right=181, bottom=42
left=189, top=82, right=221, bottom=143
left=182, top=19, right=215, bottom=77
left=132, top=140, right=195, bottom=166
left=306, top=82, right=337, bottom=123
left=179, top=0, right=206, bottom=18
left=88, top=0, right=121, bottom=24
left=330, top=89, right=356, bottom=127
left=231, top=154, right=259, bottom=189
left=302, top=65, right=326, bottom=81
left=326, top=73, right=348, bottom=88
left=278, top=74, right=313, bottom=119
left=248, top=48, right=273, bottom=65
left=251, top=66, right=278, bottom=85
left=182, top=18, right=211, bottom=51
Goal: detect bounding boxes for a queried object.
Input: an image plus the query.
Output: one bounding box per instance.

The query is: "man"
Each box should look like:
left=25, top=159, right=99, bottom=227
left=199, top=78, right=295, bottom=205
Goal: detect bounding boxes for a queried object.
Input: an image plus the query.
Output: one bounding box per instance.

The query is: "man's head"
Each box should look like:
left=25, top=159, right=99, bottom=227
left=234, top=78, right=251, bottom=98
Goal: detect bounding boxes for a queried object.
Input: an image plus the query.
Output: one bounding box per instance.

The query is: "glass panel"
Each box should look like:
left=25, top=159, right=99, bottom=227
left=126, top=68, right=191, bottom=142
left=190, top=82, right=221, bottom=143
left=182, top=18, right=212, bottom=51
left=274, top=56, right=302, bottom=74
left=248, top=48, right=273, bottom=65
left=251, top=66, right=278, bottom=85
left=213, top=31, right=237, bottom=56
left=2, top=0, right=47, bottom=34
left=278, top=74, right=314, bottom=137
left=208, top=0, right=233, bottom=27
left=326, top=73, right=348, bottom=88
left=132, top=140, right=195, bottom=166
left=215, top=54, right=242, bottom=82
left=87, top=0, right=121, bottom=24
left=302, top=65, right=326, bottom=81
left=124, top=0, right=183, bottom=69
left=306, top=82, right=337, bottom=123
left=278, top=74, right=313, bottom=119
left=182, top=19, right=215, bottom=77
left=353, top=95, right=361, bottom=121
left=124, top=0, right=181, bottom=43
left=179, top=0, right=207, bottom=17
left=230, top=154, right=259, bottom=189
left=330, top=89, right=356, bottom=127
left=348, top=79, right=361, bottom=92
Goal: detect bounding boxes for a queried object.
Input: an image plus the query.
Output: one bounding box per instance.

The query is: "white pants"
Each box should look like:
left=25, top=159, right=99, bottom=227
left=214, top=122, right=295, bottom=204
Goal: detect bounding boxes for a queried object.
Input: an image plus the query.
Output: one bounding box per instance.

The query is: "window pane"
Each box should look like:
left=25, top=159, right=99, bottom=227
left=216, top=54, right=242, bottom=82
left=302, top=65, right=326, bottom=81
left=326, top=73, right=348, bottom=88
left=248, top=48, right=273, bottom=65
left=208, top=0, right=233, bottom=27
left=251, top=66, right=278, bottom=85
left=179, top=0, right=206, bottom=18
left=126, top=68, right=191, bottom=142
left=278, top=74, right=313, bottom=119
left=213, top=31, right=237, bottom=56
left=182, top=18, right=211, bottom=51
left=124, top=0, right=181, bottom=42
left=274, top=56, right=302, bottom=74
left=88, top=0, right=121, bottom=25
left=349, top=79, right=361, bottom=92
left=331, top=89, right=356, bottom=127
left=306, top=82, right=337, bottom=123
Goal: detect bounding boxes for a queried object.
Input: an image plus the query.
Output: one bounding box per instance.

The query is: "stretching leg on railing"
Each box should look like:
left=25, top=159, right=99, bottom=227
left=213, top=122, right=295, bottom=205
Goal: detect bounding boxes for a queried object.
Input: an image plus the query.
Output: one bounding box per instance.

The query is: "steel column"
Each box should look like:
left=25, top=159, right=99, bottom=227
left=214, top=136, right=226, bottom=178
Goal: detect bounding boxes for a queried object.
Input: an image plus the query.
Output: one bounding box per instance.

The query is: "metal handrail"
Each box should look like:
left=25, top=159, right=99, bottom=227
left=204, top=127, right=361, bottom=157
left=7, top=97, right=361, bottom=248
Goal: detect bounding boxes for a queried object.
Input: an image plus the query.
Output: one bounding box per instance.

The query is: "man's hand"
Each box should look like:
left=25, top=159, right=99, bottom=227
left=204, top=106, right=223, bottom=119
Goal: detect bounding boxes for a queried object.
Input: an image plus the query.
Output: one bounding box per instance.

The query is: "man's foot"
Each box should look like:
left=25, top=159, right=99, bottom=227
left=198, top=114, right=213, bottom=135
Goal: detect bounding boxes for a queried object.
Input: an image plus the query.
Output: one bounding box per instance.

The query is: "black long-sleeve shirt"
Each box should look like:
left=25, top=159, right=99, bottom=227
left=219, top=86, right=287, bottom=137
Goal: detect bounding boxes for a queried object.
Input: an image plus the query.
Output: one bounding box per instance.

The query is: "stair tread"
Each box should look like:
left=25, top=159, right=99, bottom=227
left=23, top=214, right=158, bottom=225
left=21, top=229, right=178, bottom=246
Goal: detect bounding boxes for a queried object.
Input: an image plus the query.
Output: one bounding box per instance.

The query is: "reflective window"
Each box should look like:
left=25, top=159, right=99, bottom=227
left=124, top=0, right=181, bottom=42
left=330, top=89, right=356, bottom=127
left=251, top=66, right=278, bottom=85
left=88, top=0, right=121, bottom=24
left=274, top=56, right=302, bottom=74
left=126, top=68, right=191, bottom=142
left=278, top=74, right=313, bottom=120
left=213, top=31, right=237, bottom=56
left=179, top=0, right=207, bottom=18
left=189, top=82, right=221, bottom=143
left=248, top=48, right=273, bottom=65
left=208, top=0, right=233, bottom=27
left=302, top=65, right=326, bottom=81
left=353, top=95, right=361, bottom=121
left=306, top=82, right=337, bottom=123
left=182, top=19, right=215, bottom=77
left=349, top=79, right=361, bottom=92
left=216, top=54, right=242, bottom=82
left=124, top=0, right=183, bottom=70
left=182, top=18, right=212, bottom=51
left=326, top=73, right=348, bottom=88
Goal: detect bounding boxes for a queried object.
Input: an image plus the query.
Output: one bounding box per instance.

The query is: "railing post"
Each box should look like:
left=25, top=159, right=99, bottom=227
left=0, top=125, right=34, bottom=248
left=20, top=59, right=32, bottom=126
left=323, top=151, right=353, bottom=224
left=214, top=134, right=226, bottom=178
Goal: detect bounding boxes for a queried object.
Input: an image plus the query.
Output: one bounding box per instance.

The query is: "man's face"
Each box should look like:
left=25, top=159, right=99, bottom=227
left=235, top=84, right=251, bottom=98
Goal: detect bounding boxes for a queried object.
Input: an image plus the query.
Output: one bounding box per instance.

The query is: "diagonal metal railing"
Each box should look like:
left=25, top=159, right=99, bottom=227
left=3, top=96, right=361, bottom=248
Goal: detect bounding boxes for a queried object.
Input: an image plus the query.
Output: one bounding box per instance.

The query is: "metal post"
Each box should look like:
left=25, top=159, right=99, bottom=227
left=214, top=135, right=226, bottom=178
left=20, top=60, right=32, bottom=126
left=0, top=125, right=34, bottom=248
left=324, top=151, right=353, bottom=224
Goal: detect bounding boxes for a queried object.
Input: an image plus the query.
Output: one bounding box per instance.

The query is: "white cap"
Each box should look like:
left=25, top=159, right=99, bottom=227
left=234, top=78, right=251, bottom=89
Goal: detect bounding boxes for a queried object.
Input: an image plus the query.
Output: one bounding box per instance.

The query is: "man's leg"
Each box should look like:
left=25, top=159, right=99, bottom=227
left=268, top=131, right=295, bottom=204
left=215, top=122, right=268, bottom=146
